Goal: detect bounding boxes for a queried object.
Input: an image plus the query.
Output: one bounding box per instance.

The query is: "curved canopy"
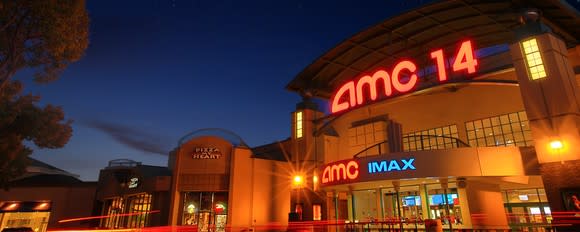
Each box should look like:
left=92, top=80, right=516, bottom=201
left=286, top=0, right=580, bottom=99
left=178, top=128, right=249, bottom=147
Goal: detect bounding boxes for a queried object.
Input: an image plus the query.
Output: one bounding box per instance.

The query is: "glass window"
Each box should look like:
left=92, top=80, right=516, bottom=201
left=465, top=111, right=533, bottom=147
left=102, top=197, right=124, bottom=228
left=403, top=125, right=460, bottom=151
left=182, top=192, right=228, bottom=232
left=353, top=189, right=378, bottom=221
left=126, top=193, right=152, bottom=228
left=350, top=121, right=387, bottom=156
left=426, top=184, right=463, bottom=227
left=502, top=188, right=551, bottom=225
left=101, top=194, right=151, bottom=229
left=521, top=38, right=547, bottom=80
left=313, top=204, right=322, bottom=221
left=503, top=189, right=542, bottom=203
left=295, top=111, right=303, bottom=139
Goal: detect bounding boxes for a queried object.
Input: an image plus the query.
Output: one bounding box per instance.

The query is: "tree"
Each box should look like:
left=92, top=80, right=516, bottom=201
left=0, top=0, right=89, bottom=88
left=0, top=81, right=73, bottom=188
left=0, top=0, right=88, bottom=187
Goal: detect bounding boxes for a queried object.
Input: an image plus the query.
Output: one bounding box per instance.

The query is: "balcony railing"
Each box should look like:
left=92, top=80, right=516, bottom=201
left=353, top=135, right=470, bottom=158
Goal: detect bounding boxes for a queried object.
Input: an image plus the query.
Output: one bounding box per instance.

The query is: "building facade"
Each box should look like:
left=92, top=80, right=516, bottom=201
left=166, top=132, right=290, bottom=232
left=94, top=159, right=172, bottom=229
left=78, top=1, right=580, bottom=231
left=0, top=158, right=97, bottom=232
left=284, top=1, right=580, bottom=230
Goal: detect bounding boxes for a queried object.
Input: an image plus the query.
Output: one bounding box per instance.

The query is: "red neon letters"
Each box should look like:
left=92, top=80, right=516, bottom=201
left=331, top=40, right=478, bottom=113
left=321, top=160, right=359, bottom=184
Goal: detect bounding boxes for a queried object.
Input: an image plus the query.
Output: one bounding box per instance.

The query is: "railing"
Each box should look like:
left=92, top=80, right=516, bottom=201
left=285, top=219, right=556, bottom=232
left=353, top=141, right=389, bottom=158
left=353, top=135, right=470, bottom=158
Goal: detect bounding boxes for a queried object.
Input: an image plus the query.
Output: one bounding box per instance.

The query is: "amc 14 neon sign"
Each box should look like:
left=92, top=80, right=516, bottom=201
left=331, top=40, right=478, bottom=113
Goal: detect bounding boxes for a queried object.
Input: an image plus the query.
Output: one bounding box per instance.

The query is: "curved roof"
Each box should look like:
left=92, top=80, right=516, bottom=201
left=287, top=0, right=580, bottom=99
left=178, top=128, right=249, bottom=147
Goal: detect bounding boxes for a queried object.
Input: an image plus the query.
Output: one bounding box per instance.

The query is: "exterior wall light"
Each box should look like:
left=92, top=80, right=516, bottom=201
left=549, top=140, right=563, bottom=150
left=293, top=175, right=303, bottom=186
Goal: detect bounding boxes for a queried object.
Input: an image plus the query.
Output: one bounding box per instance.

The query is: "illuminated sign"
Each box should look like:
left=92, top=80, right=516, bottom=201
left=215, top=203, right=226, bottom=213
left=367, top=158, right=416, bottom=173
left=321, top=160, right=359, bottom=184
left=331, top=40, right=478, bottom=113
left=192, top=147, right=222, bottom=159
left=128, top=177, right=139, bottom=188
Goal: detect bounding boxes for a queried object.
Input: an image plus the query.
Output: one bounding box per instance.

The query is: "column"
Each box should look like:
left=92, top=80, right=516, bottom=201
left=510, top=14, right=580, bottom=218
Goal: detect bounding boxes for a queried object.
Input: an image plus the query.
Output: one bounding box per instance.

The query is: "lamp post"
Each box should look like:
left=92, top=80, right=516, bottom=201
left=292, top=174, right=304, bottom=221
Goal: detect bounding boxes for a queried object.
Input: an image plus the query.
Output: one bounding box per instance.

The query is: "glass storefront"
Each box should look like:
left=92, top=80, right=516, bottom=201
left=347, top=182, right=466, bottom=229
left=181, top=192, right=228, bottom=232
left=101, top=193, right=152, bottom=228
left=426, top=187, right=463, bottom=226
left=0, top=212, right=50, bottom=232
left=102, top=197, right=124, bottom=228
left=503, top=188, right=551, bottom=230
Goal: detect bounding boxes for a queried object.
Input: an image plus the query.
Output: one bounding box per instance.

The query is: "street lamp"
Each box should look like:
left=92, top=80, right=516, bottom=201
left=293, top=175, right=303, bottom=186
left=291, top=174, right=305, bottom=221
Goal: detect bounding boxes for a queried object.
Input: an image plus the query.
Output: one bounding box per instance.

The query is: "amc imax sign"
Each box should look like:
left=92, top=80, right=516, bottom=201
left=320, top=158, right=416, bottom=186
left=368, top=158, right=415, bottom=173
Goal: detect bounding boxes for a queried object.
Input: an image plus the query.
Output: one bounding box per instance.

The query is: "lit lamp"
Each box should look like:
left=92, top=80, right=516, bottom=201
left=292, top=174, right=304, bottom=221
left=292, top=175, right=304, bottom=188
left=511, top=8, right=580, bottom=164
left=549, top=140, right=563, bottom=150
left=548, top=139, right=565, bottom=164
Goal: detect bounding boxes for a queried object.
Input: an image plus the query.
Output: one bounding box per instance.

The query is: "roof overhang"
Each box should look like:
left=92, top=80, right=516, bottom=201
left=286, top=0, right=580, bottom=99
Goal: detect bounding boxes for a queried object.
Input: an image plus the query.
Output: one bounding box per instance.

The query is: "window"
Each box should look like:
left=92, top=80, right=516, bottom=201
left=403, top=125, right=459, bottom=151
left=348, top=121, right=386, bottom=156
left=465, top=111, right=533, bottom=147
left=502, top=188, right=551, bottom=225
left=102, top=197, right=124, bottom=228
left=425, top=185, right=463, bottom=226
left=182, top=192, right=228, bottom=232
left=521, top=38, right=546, bottom=80
left=125, top=193, right=152, bottom=228
left=295, top=204, right=303, bottom=221
left=352, top=189, right=378, bottom=221
left=313, top=204, right=322, bottom=221
left=295, top=111, right=303, bottom=139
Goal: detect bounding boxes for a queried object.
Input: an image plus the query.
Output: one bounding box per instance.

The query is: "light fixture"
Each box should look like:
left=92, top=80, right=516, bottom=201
left=34, top=202, right=50, bottom=211
left=187, top=203, right=195, bottom=214
left=4, top=203, right=19, bottom=211
left=293, top=175, right=303, bottom=186
left=549, top=140, right=563, bottom=150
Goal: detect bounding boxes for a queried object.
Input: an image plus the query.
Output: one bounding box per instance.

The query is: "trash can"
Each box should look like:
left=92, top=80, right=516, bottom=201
left=424, top=219, right=442, bottom=232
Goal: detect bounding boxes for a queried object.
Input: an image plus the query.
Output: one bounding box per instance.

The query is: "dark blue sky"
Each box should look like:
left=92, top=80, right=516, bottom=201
left=18, top=0, right=579, bottom=180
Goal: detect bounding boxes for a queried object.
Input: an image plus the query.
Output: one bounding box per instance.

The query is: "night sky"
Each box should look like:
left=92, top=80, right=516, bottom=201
left=15, top=0, right=580, bottom=181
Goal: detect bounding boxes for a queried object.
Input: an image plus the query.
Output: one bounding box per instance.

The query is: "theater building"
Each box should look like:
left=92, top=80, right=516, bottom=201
left=93, top=1, right=579, bottom=231
left=283, top=0, right=580, bottom=230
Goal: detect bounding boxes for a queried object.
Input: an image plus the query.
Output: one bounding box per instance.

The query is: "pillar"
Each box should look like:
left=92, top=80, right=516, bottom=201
left=510, top=13, right=580, bottom=219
